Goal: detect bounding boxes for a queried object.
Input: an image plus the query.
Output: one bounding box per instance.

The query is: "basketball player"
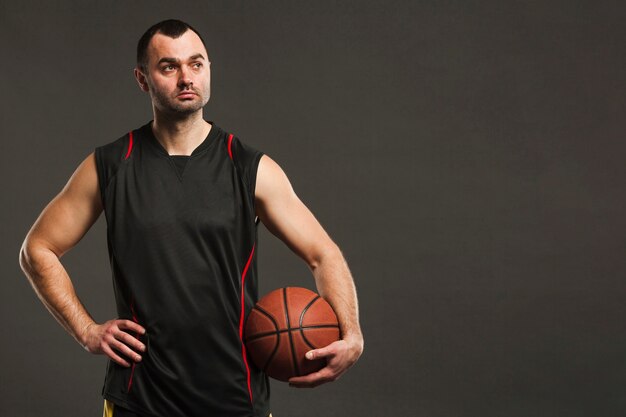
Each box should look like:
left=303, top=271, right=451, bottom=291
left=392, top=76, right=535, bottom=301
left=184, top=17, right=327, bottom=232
left=19, top=19, right=363, bottom=417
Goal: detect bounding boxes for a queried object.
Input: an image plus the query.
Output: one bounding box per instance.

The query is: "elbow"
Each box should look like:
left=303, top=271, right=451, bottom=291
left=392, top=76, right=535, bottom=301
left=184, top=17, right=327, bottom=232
left=306, top=241, right=343, bottom=270
left=19, top=240, right=38, bottom=278
left=19, top=238, right=56, bottom=281
left=19, top=241, right=31, bottom=273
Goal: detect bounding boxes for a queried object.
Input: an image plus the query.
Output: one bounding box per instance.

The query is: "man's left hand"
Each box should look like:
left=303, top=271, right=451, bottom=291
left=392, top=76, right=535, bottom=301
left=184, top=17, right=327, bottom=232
left=288, top=337, right=363, bottom=388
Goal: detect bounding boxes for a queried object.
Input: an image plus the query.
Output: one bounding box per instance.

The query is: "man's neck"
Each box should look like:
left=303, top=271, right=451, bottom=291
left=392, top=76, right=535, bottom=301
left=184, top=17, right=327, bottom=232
left=151, top=110, right=212, bottom=156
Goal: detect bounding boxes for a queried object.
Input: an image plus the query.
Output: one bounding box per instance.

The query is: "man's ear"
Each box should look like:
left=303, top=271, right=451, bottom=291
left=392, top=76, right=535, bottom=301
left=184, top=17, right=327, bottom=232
left=134, top=67, right=150, bottom=92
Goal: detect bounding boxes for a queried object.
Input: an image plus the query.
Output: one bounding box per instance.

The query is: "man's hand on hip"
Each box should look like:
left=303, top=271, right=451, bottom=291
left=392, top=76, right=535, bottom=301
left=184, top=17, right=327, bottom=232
left=82, top=319, right=146, bottom=367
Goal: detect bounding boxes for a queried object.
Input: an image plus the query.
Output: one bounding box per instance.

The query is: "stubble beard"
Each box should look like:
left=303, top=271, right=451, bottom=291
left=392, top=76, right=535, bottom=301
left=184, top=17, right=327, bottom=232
left=148, top=80, right=211, bottom=116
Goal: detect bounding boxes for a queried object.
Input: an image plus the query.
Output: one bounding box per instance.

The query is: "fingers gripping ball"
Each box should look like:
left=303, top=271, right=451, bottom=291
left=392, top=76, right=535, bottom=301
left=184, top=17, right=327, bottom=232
left=244, top=287, right=341, bottom=382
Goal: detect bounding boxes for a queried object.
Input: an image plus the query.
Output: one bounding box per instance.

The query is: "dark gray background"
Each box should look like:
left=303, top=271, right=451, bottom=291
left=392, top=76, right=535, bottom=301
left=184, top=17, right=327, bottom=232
left=2, top=1, right=625, bottom=416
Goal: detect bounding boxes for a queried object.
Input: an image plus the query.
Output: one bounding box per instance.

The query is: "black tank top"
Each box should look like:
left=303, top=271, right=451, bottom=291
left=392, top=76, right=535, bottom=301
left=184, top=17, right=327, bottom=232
left=94, top=120, right=270, bottom=417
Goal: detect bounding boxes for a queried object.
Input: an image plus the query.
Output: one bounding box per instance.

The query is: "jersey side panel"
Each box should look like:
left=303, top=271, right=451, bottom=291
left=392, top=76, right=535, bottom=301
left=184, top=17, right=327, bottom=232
left=228, top=134, right=271, bottom=415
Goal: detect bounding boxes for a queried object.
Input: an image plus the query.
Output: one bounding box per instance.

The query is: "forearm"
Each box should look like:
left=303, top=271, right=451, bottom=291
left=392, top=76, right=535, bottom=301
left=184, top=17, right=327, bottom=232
left=19, top=243, right=96, bottom=347
left=310, top=245, right=363, bottom=348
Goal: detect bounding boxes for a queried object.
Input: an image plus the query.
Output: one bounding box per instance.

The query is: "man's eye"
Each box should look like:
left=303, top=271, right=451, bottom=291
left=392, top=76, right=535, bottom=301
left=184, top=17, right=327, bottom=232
left=193, top=62, right=203, bottom=69
left=163, top=65, right=175, bottom=71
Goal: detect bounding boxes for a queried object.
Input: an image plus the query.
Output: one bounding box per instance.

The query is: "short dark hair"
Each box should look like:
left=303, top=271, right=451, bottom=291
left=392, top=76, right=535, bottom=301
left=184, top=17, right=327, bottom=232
left=136, top=19, right=208, bottom=70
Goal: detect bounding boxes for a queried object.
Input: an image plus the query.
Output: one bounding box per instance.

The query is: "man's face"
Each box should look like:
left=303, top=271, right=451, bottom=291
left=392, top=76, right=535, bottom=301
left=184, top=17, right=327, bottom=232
left=137, top=30, right=211, bottom=115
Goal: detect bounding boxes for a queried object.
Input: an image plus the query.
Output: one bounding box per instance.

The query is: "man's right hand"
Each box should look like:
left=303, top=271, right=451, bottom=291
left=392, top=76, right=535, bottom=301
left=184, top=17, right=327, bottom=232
left=82, top=319, right=146, bottom=367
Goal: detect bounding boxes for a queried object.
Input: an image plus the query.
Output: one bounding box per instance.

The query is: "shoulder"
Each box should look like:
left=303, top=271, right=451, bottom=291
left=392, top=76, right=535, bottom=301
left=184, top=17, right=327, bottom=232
left=93, top=125, right=144, bottom=198
left=226, top=132, right=264, bottom=162
left=95, top=131, right=133, bottom=164
left=94, top=132, right=131, bottom=187
left=222, top=130, right=265, bottom=192
left=95, top=122, right=151, bottom=170
left=95, top=133, right=130, bottom=159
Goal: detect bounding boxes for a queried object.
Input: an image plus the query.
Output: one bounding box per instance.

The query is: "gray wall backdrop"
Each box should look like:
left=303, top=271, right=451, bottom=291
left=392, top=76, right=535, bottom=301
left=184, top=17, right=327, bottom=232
left=2, top=1, right=625, bottom=416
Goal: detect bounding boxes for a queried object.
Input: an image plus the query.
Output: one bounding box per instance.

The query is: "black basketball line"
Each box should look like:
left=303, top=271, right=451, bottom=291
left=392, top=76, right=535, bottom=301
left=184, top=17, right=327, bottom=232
left=250, top=305, right=281, bottom=372
left=299, top=295, right=325, bottom=350
left=244, top=324, right=341, bottom=343
left=283, top=287, right=300, bottom=377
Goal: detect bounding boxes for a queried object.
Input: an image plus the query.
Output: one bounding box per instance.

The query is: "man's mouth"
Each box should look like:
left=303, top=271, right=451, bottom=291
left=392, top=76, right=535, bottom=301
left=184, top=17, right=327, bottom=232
left=177, top=91, right=198, bottom=98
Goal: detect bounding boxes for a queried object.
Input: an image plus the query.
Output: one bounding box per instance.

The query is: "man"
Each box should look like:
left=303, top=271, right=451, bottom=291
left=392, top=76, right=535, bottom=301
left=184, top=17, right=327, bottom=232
left=19, top=19, right=363, bottom=417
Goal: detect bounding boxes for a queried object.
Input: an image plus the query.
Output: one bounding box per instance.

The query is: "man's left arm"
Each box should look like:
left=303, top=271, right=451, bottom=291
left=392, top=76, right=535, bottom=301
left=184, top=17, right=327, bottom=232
left=255, top=155, right=364, bottom=388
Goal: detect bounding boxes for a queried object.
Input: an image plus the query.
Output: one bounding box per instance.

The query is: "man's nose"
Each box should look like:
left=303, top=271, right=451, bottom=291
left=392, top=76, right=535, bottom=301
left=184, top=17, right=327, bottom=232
left=178, top=66, right=193, bottom=87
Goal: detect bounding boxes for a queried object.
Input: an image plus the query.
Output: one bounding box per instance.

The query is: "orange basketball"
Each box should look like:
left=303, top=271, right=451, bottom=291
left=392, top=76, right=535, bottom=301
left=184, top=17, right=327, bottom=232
left=244, top=287, right=341, bottom=381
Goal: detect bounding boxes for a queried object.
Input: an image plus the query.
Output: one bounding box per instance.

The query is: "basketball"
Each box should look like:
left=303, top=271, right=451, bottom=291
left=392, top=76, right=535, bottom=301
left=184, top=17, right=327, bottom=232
left=244, top=287, right=341, bottom=381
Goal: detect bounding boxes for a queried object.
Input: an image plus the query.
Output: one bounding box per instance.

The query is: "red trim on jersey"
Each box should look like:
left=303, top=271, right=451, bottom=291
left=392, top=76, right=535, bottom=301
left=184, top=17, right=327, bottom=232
left=239, top=243, right=256, bottom=404
left=125, top=131, right=134, bottom=160
left=127, top=296, right=140, bottom=392
left=227, top=133, right=234, bottom=160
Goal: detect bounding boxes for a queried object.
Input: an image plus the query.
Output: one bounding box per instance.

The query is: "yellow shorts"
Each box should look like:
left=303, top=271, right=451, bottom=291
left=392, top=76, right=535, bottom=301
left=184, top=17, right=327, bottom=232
left=103, top=399, right=273, bottom=416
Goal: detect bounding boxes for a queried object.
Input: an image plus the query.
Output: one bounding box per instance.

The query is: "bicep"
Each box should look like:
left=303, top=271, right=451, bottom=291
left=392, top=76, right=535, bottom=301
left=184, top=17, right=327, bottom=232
left=255, top=155, right=337, bottom=268
left=24, top=152, right=103, bottom=258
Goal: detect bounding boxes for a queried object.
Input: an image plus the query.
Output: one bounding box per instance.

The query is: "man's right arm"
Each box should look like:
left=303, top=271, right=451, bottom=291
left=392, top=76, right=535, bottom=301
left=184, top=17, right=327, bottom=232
left=18, top=152, right=145, bottom=367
